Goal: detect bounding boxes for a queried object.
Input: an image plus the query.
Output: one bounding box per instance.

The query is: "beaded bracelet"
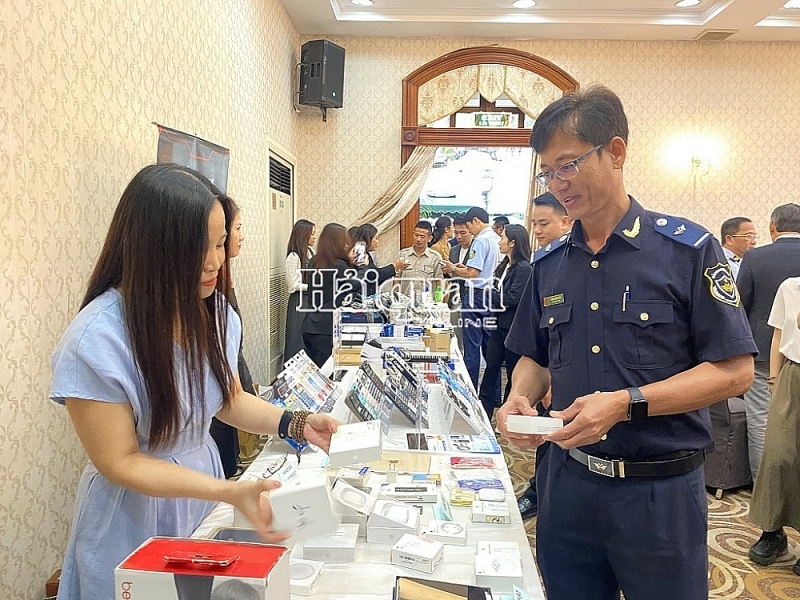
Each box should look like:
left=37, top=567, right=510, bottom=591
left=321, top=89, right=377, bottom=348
left=288, top=410, right=311, bottom=444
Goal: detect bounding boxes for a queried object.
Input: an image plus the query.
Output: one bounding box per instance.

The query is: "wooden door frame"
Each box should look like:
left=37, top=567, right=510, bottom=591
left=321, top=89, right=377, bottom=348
left=399, top=46, right=579, bottom=248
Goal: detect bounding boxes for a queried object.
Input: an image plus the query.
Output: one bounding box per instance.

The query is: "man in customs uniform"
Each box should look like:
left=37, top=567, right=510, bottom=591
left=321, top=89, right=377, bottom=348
left=497, top=85, right=756, bottom=600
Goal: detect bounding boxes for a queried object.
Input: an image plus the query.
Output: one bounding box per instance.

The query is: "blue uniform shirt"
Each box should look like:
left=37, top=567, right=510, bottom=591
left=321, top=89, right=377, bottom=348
left=506, top=197, right=756, bottom=459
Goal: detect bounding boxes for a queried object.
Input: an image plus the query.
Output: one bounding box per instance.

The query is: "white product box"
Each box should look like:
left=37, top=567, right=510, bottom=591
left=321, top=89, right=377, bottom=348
left=506, top=415, right=564, bottom=435
left=422, top=520, right=468, bottom=546
left=379, top=482, right=438, bottom=503
left=289, top=558, right=324, bottom=596
left=340, top=512, right=368, bottom=538
left=476, top=540, right=522, bottom=561
left=474, top=554, right=524, bottom=593
left=367, top=499, right=420, bottom=544
left=114, top=537, right=289, bottom=600
left=471, top=500, right=511, bottom=524
left=333, top=465, right=371, bottom=487
left=331, top=478, right=376, bottom=516
left=268, top=467, right=339, bottom=544
left=391, top=534, right=445, bottom=574
left=328, top=420, right=383, bottom=468
left=302, top=523, right=359, bottom=563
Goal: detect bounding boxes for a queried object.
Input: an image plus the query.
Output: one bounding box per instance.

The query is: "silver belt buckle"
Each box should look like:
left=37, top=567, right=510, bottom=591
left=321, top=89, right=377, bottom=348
left=588, top=456, right=615, bottom=477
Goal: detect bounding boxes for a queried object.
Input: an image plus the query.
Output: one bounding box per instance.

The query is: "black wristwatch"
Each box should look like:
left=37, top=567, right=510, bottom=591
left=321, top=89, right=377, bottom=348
left=626, top=387, right=648, bottom=422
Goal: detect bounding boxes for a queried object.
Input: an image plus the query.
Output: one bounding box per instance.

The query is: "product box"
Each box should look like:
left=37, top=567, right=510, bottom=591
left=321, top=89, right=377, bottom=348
left=471, top=500, right=511, bottom=524
left=333, top=465, right=371, bottom=488
left=331, top=478, right=375, bottom=516
left=267, top=467, right=339, bottom=544
left=474, top=554, right=524, bottom=593
left=114, top=537, right=289, bottom=600
left=506, top=415, right=564, bottom=435
left=289, top=558, right=324, bottom=596
left=429, top=330, right=451, bottom=353
left=392, top=576, right=492, bottom=599
left=379, top=482, right=438, bottom=503
left=367, top=499, right=420, bottom=544
left=421, top=520, right=468, bottom=546
left=391, top=534, right=444, bottom=574
left=476, top=540, right=522, bottom=561
left=328, top=420, right=383, bottom=468
left=302, top=523, right=359, bottom=563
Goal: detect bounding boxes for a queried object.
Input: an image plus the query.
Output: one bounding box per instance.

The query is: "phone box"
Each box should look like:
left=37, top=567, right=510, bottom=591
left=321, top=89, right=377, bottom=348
left=391, top=534, right=444, bottom=574
left=268, top=467, right=339, bottom=544
left=114, top=537, right=289, bottom=600
left=328, top=420, right=383, bottom=468
left=422, top=520, right=468, bottom=546
left=506, top=415, right=564, bottom=435
left=379, top=482, right=438, bottom=503
left=367, top=499, right=420, bottom=544
left=474, top=554, right=524, bottom=593
left=289, top=558, right=324, bottom=596
left=302, top=523, right=359, bottom=563
left=471, top=500, right=511, bottom=524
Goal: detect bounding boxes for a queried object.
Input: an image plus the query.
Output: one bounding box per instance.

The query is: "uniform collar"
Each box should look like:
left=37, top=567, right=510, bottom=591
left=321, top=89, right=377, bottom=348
left=570, top=196, right=645, bottom=252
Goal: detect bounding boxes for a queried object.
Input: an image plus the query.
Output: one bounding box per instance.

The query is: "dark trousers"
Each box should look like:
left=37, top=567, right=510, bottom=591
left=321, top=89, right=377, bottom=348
left=478, top=326, right=518, bottom=418
left=461, top=290, right=492, bottom=392
left=303, top=332, right=333, bottom=368
left=536, top=447, right=709, bottom=600
left=209, top=418, right=240, bottom=479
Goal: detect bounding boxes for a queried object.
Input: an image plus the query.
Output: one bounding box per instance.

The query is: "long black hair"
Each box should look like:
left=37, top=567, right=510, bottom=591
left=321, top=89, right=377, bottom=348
left=494, top=224, right=532, bottom=278
left=286, top=219, right=315, bottom=260
left=429, top=216, right=452, bottom=246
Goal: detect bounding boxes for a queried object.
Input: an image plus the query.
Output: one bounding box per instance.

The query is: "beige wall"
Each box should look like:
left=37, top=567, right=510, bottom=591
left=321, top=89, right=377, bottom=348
left=0, top=0, right=300, bottom=596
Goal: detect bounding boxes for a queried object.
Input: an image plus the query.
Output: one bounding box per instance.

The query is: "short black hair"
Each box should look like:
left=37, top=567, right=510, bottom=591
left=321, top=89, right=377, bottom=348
left=414, top=220, right=433, bottom=233
left=720, top=217, right=752, bottom=241
left=453, top=213, right=469, bottom=227
left=465, top=207, right=489, bottom=224
left=533, top=192, right=567, bottom=218
left=493, top=216, right=510, bottom=227
left=530, top=84, right=629, bottom=154
left=771, top=203, right=800, bottom=233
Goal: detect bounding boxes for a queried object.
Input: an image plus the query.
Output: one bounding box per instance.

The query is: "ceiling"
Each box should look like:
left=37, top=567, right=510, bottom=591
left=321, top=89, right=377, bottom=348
left=279, top=0, right=800, bottom=42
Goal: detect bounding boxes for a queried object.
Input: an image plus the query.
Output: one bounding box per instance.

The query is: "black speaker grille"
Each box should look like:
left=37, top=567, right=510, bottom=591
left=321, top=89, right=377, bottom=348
left=269, top=157, right=292, bottom=195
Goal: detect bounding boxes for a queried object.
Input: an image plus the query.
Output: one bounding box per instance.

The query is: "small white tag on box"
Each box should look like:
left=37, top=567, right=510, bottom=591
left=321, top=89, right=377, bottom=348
left=422, top=520, right=467, bottom=546
left=474, top=555, right=524, bottom=593
left=268, top=467, right=339, bottom=544
left=506, top=415, right=563, bottom=435
left=289, top=558, right=324, bottom=596
left=471, top=500, right=511, bottom=524
left=391, top=533, right=444, bottom=574
left=379, top=482, right=438, bottom=503
left=476, top=540, right=522, bottom=561
left=302, top=523, right=359, bottom=563
left=328, top=420, right=383, bottom=468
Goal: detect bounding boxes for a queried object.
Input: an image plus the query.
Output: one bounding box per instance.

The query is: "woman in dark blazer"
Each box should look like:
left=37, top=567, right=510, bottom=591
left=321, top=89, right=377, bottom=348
left=478, top=224, right=532, bottom=419
left=352, top=223, right=408, bottom=296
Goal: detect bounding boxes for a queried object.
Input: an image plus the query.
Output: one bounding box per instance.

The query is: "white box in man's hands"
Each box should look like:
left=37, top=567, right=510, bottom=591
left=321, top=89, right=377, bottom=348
left=506, top=415, right=563, bottom=435
left=328, top=420, right=383, bottom=468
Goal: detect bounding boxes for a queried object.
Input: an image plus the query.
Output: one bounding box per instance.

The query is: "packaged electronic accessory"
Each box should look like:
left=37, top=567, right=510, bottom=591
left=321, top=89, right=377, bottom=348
left=391, top=534, right=444, bottom=574
left=302, top=524, right=359, bottom=563
left=506, top=415, right=564, bottom=435
left=379, top=482, right=438, bottom=503
left=328, top=420, right=383, bottom=468
left=471, top=500, right=511, bottom=524
left=477, top=488, right=506, bottom=502
left=450, top=456, right=496, bottom=469
left=422, top=519, right=468, bottom=546
left=367, top=499, right=420, bottom=544
left=289, top=559, right=324, bottom=596
left=474, top=555, right=524, bottom=593
left=448, top=488, right=476, bottom=506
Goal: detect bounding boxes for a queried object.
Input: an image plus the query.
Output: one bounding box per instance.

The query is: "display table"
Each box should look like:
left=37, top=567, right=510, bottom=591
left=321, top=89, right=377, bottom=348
left=193, top=343, right=545, bottom=600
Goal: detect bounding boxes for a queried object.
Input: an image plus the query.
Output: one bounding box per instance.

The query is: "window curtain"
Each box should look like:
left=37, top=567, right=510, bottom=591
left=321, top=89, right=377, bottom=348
left=352, top=145, right=437, bottom=233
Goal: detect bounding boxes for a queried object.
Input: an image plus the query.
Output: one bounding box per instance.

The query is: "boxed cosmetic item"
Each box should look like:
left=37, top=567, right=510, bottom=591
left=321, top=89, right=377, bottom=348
left=471, top=500, right=511, bottom=524
left=367, top=499, right=420, bottom=544
left=288, top=558, right=324, bottom=596
left=391, top=534, right=444, bottom=574
left=328, top=420, right=383, bottom=468
left=267, top=466, right=339, bottom=544
left=421, top=520, right=468, bottom=546
left=114, top=537, right=289, bottom=600
left=379, top=482, right=438, bottom=503
left=474, top=554, right=524, bottom=594
left=302, top=523, right=359, bottom=563
left=506, top=415, right=564, bottom=435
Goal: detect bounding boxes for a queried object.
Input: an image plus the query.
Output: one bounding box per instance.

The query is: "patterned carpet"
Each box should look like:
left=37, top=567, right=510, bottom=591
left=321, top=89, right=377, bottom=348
left=501, top=440, right=800, bottom=599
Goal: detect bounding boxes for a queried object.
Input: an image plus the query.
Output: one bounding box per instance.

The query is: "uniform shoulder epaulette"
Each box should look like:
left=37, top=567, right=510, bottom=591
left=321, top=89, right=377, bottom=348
left=532, top=233, right=569, bottom=263
left=652, top=215, right=711, bottom=249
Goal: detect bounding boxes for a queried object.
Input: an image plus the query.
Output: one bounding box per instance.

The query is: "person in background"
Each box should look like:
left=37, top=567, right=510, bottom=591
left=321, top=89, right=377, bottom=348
left=720, top=216, right=756, bottom=280
left=49, top=164, right=338, bottom=600
left=209, top=196, right=254, bottom=479
left=497, top=85, right=754, bottom=600
left=347, top=225, right=359, bottom=243
left=531, top=191, right=572, bottom=253
left=284, top=219, right=316, bottom=361
left=352, top=223, right=408, bottom=296
left=442, top=213, right=473, bottom=349
left=748, top=276, right=800, bottom=574
left=492, top=215, right=510, bottom=237
left=429, top=215, right=454, bottom=264
left=737, top=203, right=800, bottom=480
left=395, top=220, right=443, bottom=299
left=478, top=224, right=532, bottom=418
left=302, top=223, right=362, bottom=367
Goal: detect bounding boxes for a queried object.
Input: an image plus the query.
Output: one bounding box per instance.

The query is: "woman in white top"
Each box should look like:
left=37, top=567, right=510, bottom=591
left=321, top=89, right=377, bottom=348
left=284, top=219, right=316, bottom=360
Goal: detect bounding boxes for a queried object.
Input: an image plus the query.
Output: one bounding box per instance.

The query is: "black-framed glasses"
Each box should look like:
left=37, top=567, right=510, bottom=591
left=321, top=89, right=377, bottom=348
left=729, top=233, right=758, bottom=240
left=534, top=144, right=603, bottom=188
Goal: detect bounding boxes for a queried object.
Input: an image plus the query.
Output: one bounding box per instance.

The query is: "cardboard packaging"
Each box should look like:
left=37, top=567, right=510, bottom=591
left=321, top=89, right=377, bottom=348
left=476, top=541, right=522, bottom=560
left=379, top=482, right=438, bottom=503
left=367, top=499, right=420, bottom=544
left=331, top=478, right=375, bottom=538
left=471, top=500, right=511, bottom=524
left=328, top=420, right=383, bottom=468
left=506, top=415, right=564, bottom=435
left=288, top=559, right=324, bottom=596
left=267, top=467, right=339, bottom=544
left=302, top=523, right=359, bottom=563
left=391, top=534, right=444, bottom=574
left=114, top=537, right=289, bottom=600
left=474, top=554, right=524, bottom=593
left=421, top=520, right=468, bottom=546
left=393, top=576, right=492, bottom=600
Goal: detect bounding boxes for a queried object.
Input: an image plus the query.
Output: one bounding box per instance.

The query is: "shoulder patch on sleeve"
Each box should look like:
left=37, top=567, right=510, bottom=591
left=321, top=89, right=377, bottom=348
left=653, top=215, right=711, bottom=249
left=704, top=262, right=740, bottom=307
left=533, top=233, right=569, bottom=263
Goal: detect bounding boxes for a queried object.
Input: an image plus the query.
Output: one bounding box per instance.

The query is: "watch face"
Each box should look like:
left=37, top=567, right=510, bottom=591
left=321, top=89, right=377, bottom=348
left=629, top=399, right=648, bottom=421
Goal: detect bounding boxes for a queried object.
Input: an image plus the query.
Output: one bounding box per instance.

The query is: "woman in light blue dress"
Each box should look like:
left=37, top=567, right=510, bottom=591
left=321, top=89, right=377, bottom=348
left=50, top=164, right=339, bottom=600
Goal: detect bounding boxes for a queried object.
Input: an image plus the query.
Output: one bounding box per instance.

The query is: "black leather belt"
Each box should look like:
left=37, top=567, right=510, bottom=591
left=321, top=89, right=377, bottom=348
left=568, top=448, right=704, bottom=478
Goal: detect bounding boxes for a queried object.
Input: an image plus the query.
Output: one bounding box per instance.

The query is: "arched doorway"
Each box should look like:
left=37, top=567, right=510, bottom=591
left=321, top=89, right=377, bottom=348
left=399, top=47, right=579, bottom=247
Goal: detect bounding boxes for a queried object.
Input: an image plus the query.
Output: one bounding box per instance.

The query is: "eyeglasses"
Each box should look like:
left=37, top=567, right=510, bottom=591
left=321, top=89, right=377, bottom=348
left=729, top=233, right=758, bottom=240
left=534, top=144, right=603, bottom=188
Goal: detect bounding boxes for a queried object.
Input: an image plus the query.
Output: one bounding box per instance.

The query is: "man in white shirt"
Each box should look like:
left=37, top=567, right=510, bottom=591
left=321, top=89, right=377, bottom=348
left=720, top=216, right=756, bottom=280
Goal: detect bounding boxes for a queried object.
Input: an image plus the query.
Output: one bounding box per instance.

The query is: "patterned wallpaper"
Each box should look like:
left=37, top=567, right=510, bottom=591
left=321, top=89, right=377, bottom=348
left=0, top=0, right=299, bottom=596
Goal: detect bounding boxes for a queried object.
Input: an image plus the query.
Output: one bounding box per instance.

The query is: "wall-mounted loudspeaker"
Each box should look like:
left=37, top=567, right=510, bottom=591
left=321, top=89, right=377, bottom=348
left=299, top=40, right=345, bottom=110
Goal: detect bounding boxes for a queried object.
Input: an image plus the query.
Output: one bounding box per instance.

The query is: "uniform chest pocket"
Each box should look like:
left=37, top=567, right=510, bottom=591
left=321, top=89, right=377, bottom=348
left=612, top=300, right=675, bottom=369
left=540, top=303, right=573, bottom=368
